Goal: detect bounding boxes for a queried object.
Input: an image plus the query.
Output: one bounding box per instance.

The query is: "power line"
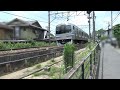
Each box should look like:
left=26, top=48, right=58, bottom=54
left=0, top=11, right=48, bottom=23
left=0, top=11, right=58, bottom=27
left=0, top=11, right=89, bottom=30
left=112, top=11, right=120, bottom=24
left=104, top=11, right=120, bottom=30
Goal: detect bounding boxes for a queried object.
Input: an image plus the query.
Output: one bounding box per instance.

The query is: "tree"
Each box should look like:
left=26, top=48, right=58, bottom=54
left=96, top=29, right=106, bottom=40
left=112, top=24, right=120, bottom=47
left=97, top=29, right=105, bottom=35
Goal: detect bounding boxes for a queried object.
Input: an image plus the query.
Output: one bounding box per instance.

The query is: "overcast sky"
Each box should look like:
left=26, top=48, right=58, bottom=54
left=0, top=11, right=120, bottom=35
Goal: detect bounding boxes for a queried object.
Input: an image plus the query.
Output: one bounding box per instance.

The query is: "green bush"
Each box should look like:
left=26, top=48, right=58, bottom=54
left=0, top=42, right=5, bottom=50
left=0, top=41, right=57, bottom=51
left=63, top=43, right=76, bottom=73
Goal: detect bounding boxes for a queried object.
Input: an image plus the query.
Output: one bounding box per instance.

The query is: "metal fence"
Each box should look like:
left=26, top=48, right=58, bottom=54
left=64, top=43, right=101, bottom=79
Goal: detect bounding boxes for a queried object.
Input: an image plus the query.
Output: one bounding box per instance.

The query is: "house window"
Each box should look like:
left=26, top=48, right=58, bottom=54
left=23, top=28, right=26, bottom=31
left=82, top=32, right=83, bottom=36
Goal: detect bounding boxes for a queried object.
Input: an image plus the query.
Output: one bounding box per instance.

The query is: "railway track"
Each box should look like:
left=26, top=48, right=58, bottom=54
left=20, top=45, right=86, bottom=79
left=0, top=44, right=85, bottom=76
left=19, top=60, right=63, bottom=79
left=0, top=46, right=63, bottom=56
left=0, top=46, right=64, bottom=76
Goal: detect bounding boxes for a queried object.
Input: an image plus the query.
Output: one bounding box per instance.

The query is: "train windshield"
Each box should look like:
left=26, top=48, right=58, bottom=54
left=56, top=25, right=71, bottom=34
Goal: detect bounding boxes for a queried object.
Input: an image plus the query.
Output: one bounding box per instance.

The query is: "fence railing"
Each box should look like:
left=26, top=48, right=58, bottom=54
left=64, top=43, right=101, bottom=79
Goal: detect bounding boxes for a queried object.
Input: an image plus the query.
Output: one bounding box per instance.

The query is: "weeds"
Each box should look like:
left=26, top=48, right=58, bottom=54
left=0, top=41, right=57, bottom=51
left=35, top=64, right=41, bottom=69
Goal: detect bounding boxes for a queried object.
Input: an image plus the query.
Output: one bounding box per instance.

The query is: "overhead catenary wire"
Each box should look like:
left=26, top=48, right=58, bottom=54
left=0, top=11, right=58, bottom=27
left=0, top=11, right=48, bottom=23
left=112, top=11, right=120, bottom=24
left=0, top=11, right=89, bottom=34
left=104, top=11, right=120, bottom=30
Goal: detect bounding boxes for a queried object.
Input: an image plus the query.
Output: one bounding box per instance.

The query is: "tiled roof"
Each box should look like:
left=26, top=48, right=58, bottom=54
left=0, top=22, right=13, bottom=30
left=6, top=18, right=47, bottom=31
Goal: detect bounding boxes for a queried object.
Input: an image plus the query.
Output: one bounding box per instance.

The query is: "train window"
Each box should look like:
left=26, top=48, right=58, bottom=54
left=65, top=25, right=71, bottom=33
left=56, top=31, right=61, bottom=34
left=82, top=32, right=83, bottom=36
left=56, top=27, right=59, bottom=31
left=77, top=29, right=79, bottom=36
left=61, top=25, right=65, bottom=30
left=56, top=25, right=71, bottom=34
left=73, top=26, right=74, bottom=30
left=66, top=25, right=71, bottom=30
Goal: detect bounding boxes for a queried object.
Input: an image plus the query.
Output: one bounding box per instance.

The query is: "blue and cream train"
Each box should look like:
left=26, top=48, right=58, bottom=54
left=55, top=23, right=89, bottom=46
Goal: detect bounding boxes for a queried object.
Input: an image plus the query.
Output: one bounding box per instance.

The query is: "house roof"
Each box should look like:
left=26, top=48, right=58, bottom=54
left=0, top=22, right=13, bottom=30
left=6, top=18, right=47, bottom=31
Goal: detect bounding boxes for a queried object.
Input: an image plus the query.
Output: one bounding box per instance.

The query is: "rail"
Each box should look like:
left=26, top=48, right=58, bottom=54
left=0, top=44, right=86, bottom=76
left=64, top=43, right=101, bottom=79
left=19, top=60, right=63, bottom=79
left=0, top=47, right=63, bottom=64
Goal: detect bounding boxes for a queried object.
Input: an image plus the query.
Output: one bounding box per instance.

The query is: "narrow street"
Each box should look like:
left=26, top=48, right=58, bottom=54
left=99, top=43, right=120, bottom=79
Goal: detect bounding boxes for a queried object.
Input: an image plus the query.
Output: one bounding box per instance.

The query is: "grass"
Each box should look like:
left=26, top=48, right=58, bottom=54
left=28, top=42, right=97, bottom=79
left=51, top=59, right=55, bottom=62
left=35, top=64, right=41, bottom=69
left=33, top=71, right=49, bottom=76
left=33, top=66, right=63, bottom=79
left=0, top=41, right=57, bottom=51
left=66, top=42, right=97, bottom=79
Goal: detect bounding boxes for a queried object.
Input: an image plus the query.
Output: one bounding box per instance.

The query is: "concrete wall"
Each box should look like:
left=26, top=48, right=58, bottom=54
left=0, top=47, right=63, bottom=76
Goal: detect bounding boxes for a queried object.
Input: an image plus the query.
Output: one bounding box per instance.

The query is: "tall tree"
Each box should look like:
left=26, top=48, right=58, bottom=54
left=112, top=24, right=120, bottom=47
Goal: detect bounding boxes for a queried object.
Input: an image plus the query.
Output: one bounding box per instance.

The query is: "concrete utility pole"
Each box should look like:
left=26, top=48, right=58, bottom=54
left=108, top=22, right=110, bottom=37
left=93, top=11, right=95, bottom=43
left=48, top=11, right=50, bottom=45
left=88, top=13, right=91, bottom=39
left=87, top=11, right=92, bottom=40
left=108, top=22, right=110, bottom=30
left=111, top=11, right=113, bottom=38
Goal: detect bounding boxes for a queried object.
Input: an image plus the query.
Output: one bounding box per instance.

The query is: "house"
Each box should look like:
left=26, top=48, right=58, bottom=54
left=5, top=18, right=47, bottom=40
left=0, top=22, right=13, bottom=40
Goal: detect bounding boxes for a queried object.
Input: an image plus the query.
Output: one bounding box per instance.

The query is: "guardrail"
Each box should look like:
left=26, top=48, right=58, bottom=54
left=64, top=43, right=101, bottom=79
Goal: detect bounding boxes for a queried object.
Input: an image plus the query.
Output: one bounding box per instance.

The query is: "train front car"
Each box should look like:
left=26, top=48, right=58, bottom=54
left=55, top=24, right=73, bottom=46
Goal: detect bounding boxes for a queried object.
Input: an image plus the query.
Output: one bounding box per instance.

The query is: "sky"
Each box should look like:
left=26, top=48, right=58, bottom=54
left=0, top=11, right=120, bottom=35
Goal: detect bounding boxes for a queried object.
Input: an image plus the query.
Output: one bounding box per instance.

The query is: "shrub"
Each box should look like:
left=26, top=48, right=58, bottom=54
left=0, top=41, right=57, bottom=51
left=63, top=43, right=76, bottom=73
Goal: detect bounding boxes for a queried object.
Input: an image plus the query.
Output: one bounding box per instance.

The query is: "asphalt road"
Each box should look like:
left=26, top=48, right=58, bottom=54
left=99, top=43, right=120, bottom=79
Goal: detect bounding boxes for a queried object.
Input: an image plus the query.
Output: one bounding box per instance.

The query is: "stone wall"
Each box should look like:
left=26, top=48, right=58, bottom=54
left=0, top=47, right=63, bottom=76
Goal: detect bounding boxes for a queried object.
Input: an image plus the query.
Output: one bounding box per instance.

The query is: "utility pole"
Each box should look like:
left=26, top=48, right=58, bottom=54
left=93, top=11, right=95, bottom=43
left=87, top=11, right=92, bottom=39
left=107, top=22, right=110, bottom=38
left=88, top=13, right=91, bottom=39
left=108, top=22, right=110, bottom=30
left=111, top=11, right=113, bottom=38
left=48, top=11, right=50, bottom=45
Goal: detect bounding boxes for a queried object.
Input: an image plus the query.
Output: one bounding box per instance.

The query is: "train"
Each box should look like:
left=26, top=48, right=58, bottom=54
left=55, top=23, right=89, bottom=46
